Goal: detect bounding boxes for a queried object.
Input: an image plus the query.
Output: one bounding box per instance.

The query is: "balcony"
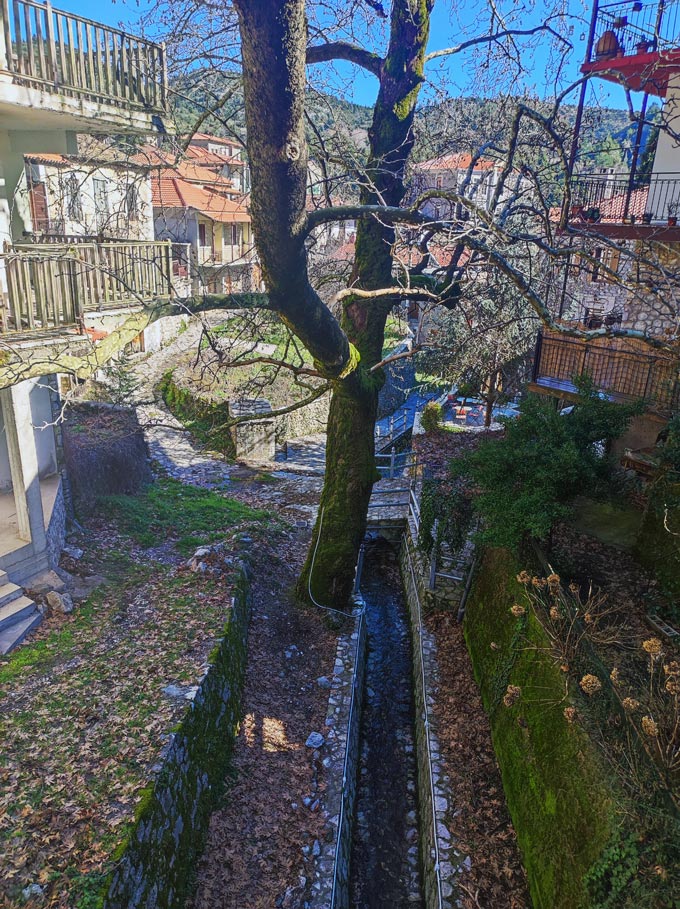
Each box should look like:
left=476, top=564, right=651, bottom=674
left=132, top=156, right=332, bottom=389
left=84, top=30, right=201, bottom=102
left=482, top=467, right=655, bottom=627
left=0, top=239, right=182, bottom=336
left=582, top=0, right=680, bottom=96
left=530, top=328, right=680, bottom=415
left=568, top=172, right=680, bottom=238
left=0, top=0, right=168, bottom=132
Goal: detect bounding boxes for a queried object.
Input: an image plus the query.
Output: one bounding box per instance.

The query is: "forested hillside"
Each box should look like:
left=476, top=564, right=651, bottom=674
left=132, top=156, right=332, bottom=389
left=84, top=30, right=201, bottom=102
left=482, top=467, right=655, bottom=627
left=171, top=71, right=645, bottom=169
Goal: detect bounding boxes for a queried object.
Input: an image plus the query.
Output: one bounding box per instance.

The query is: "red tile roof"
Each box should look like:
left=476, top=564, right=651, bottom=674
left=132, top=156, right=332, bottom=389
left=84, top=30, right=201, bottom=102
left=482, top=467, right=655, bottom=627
left=414, top=153, right=499, bottom=173
left=151, top=174, right=250, bottom=223
left=185, top=144, right=245, bottom=167
left=192, top=132, right=245, bottom=148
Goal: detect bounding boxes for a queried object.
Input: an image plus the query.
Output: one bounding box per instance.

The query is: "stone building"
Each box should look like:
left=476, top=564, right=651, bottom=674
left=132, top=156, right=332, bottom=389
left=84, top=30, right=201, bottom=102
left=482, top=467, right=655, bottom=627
left=530, top=0, right=680, bottom=453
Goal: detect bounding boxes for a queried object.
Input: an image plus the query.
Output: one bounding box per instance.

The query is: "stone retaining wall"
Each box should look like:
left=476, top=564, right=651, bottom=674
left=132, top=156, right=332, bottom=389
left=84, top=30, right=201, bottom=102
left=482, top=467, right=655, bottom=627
left=103, top=567, right=251, bottom=909
left=309, top=606, right=368, bottom=909
left=45, top=479, right=66, bottom=570
left=401, top=538, right=467, bottom=909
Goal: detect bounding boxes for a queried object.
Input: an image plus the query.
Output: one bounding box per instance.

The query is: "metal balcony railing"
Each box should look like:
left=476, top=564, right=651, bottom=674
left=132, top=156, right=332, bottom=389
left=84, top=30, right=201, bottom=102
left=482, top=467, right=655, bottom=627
left=0, top=239, right=183, bottom=334
left=0, top=0, right=167, bottom=111
left=589, top=0, right=680, bottom=60
left=570, top=172, right=680, bottom=224
left=533, top=328, right=680, bottom=413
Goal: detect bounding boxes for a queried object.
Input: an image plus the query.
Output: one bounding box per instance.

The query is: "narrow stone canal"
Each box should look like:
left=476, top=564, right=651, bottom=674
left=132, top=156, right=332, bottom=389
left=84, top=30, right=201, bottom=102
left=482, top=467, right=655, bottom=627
left=350, top=540, right=423, bottom=908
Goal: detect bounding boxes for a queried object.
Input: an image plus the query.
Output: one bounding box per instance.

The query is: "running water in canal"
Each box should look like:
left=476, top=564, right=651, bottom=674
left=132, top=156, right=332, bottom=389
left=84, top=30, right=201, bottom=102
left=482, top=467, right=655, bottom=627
left=349, top=540, right=423, bottom=908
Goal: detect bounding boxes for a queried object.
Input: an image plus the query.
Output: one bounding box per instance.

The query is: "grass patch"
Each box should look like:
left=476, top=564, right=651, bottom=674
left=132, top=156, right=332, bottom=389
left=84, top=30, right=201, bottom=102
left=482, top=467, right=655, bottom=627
left=381, top=314, right=408, bottom=357
left=571, top=497, right=642, bottom=551
left=103, top=477, right=271, bottom=554
left=464, top=548, right=617, bottom=909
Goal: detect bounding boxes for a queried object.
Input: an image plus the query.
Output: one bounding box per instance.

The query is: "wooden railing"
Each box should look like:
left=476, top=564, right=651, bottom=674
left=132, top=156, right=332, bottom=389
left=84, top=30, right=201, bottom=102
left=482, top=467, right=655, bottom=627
left=0, top=240, right=180, bottom=334
left=0, top=0, right=167, bottom=111
left=532, top=328, right=680, bottom=414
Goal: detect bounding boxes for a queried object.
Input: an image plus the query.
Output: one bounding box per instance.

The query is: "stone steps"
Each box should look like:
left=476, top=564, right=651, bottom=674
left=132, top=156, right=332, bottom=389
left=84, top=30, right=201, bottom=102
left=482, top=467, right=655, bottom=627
left=0, top=582, right=41, bottom=656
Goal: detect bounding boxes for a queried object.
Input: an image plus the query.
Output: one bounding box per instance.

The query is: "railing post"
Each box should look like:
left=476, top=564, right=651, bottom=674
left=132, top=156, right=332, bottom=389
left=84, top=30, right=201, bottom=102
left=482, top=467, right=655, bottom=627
left=0, top=0, right=12, bottom=72
left=353, top=543, right=366, bottom=595
left=43, top=0, right=58, bottom=85
left=389, top=445, right=396, bottom=478
left=428, top=519, right=439, bottom=591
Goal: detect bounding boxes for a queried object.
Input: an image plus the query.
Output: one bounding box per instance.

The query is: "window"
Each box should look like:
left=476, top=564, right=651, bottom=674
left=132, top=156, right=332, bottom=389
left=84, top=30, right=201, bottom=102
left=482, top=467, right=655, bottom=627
left=435, top=174, right=443, bottom=190
left=198, top=222, right=207, bottom=246
left=589, top=246, right=621, bottom=283
left=65, top=173, right=83, bottom=221
left=93, top=178, right=110, bottom=232
left=231, top=223, right=238, bottom=245
left=125, top=183, right=140, bottom=221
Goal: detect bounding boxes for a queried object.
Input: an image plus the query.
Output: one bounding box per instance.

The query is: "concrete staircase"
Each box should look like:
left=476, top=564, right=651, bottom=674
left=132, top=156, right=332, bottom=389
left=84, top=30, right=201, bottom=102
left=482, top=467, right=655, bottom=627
left=0, top=570, right=41, bottom=655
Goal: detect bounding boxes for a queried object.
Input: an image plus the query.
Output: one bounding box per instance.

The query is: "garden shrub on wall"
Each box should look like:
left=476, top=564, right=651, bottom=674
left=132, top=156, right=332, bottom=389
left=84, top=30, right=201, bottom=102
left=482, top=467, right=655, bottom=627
left=455, top=379, right=641, bottom=550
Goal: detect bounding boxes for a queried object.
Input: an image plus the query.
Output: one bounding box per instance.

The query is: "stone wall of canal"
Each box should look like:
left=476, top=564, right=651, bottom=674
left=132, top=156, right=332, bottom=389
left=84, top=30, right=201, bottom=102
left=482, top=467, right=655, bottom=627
left=308, top=605, right=367, bottom=908
left=102, top=566, right=251, bottom=909
left=401, top=535, right=466, bottom=909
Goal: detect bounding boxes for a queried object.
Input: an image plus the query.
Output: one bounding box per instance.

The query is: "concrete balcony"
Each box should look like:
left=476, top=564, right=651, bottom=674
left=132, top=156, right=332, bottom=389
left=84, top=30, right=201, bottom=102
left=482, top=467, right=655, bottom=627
left=568, top=171, right=680, bottom=238
left=529, top=327, right=680, bottom=415
left=582, top=0, right=680, bottom=96
left=197, top=245, right=222, bottom=266
left=0, top=239, right=183, bottom=337
left=0, top=0, right=168, bottom=132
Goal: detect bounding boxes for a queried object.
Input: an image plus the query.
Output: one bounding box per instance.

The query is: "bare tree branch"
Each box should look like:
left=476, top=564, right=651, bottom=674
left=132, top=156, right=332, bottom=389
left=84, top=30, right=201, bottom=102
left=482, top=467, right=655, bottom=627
left=306, top=41, right=383, bottom=76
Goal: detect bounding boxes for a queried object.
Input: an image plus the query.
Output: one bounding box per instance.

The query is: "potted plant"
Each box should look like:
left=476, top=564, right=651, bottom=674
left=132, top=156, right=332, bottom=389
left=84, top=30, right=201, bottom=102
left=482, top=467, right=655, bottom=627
left=642, top=211, right=653, bottom=224
left=667, top=203, right=679, bottom=226
left=636, top=38, right=651, bottom=53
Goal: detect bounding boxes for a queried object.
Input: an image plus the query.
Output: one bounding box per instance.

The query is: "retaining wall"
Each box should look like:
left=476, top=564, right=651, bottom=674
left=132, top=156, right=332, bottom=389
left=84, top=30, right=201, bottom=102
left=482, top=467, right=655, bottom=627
left=309, top=607, right=367, bottom=909
left=401, top=537, right=466, bottom=909
left=103, top=567, right=251, bottom=909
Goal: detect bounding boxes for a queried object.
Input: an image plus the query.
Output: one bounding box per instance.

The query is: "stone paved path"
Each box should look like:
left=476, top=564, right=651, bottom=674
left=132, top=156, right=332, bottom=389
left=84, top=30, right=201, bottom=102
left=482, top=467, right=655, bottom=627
left=126, top=316, right=326, bottom=521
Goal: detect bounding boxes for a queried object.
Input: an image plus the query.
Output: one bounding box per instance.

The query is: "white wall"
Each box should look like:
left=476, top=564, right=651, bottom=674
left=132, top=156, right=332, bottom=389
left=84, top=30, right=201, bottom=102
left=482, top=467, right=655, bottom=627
left=29, top=379, right=57, bottom=479
left=16, top=159, right=155, bottom=240
left=0, top=410, right=12, bottom=491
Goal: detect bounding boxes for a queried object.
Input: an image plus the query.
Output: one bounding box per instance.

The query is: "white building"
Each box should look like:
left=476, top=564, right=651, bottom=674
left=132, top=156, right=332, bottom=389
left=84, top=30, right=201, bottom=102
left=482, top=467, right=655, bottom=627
left=0, top=0, right=171, bottom=650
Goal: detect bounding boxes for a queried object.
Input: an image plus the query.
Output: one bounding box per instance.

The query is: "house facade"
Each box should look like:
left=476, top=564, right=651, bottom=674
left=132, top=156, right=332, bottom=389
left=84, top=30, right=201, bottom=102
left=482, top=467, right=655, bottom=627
left=0, top=0, right=171, bottom=649
left=147, top=139, right=257, bottom=293
left=531, top=0, right=680, bottom=453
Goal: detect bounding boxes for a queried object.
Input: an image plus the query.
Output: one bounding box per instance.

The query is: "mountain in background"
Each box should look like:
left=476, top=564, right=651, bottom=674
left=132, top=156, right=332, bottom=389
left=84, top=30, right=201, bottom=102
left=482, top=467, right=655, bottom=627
left=171, top=71, right=650, bottom=172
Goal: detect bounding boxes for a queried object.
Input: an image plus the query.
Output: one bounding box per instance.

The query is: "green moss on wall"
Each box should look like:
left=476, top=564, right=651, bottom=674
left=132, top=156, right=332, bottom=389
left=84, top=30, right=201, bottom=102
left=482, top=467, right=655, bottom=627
left=159, top=372, right=236, bottom=459
left=634, top=482, right=680, bottom=609
left=102, top=569, right=251, bottom=909
left=464, top=549, right=616, bottom=909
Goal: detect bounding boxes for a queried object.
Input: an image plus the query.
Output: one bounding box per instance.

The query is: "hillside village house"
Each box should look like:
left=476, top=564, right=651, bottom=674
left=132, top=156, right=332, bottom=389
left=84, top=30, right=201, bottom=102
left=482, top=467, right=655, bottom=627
left=145, top=138, right=258, bottom=293
left=530, top=0, right=680, bottom=457
left=0, top=0, right=173, bottom=651
left=410, top=152, right=526, bottom=221
left=15, top=151, right=154, bottom=241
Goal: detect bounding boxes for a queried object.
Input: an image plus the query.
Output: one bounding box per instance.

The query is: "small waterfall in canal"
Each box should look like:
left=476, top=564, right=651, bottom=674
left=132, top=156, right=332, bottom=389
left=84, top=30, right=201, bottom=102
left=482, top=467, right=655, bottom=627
left=349, top=539, right=424, bottom=909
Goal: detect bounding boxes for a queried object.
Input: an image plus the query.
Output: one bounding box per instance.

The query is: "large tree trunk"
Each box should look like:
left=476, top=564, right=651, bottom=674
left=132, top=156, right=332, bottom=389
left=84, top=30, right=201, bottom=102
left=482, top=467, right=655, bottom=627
left=236, top=0, right=432, bottom=609
left=298, top=1, right=432, bottom=606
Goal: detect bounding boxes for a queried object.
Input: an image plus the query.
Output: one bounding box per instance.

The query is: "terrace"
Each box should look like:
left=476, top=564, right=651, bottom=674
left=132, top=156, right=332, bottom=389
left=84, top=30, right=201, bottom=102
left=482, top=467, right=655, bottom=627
left=0, top=239, right=183, bottom=336
left=582, top=0, right=680, bottom=96
left=568, top=171, right=680, bottom=238
left=529, top=328, right=680, bottom=414
left=0, top=0, right=168, bottom=131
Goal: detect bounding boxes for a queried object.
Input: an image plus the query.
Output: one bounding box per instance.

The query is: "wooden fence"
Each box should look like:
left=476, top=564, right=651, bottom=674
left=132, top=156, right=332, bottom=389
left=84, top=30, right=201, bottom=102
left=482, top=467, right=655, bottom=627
left=1, top=0, right=167, bottom=111
left=0, top=240, right=179, bottom=333
left=533, top=328, right=680, bottom=414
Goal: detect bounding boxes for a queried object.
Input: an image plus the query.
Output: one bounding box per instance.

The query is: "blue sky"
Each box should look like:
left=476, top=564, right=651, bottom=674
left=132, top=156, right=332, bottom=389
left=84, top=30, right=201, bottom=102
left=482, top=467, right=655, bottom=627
left=64, top=0, right=630, bottom=111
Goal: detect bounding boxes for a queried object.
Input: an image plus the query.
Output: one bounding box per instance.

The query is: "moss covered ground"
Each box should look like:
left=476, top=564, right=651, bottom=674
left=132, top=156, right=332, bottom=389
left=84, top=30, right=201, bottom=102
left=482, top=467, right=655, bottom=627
left=464, top=548, right=617, bottom=909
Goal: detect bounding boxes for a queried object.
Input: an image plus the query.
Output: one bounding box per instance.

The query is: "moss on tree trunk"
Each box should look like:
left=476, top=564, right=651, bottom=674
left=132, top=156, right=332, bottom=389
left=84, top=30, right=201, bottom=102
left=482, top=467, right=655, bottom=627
left=235, top=0, right=432, bottom=609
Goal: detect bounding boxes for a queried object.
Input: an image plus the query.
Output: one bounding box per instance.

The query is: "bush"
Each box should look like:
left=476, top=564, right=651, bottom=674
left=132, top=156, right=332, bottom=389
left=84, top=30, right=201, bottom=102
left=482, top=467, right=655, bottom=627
left=455, top=378, right=642, bottom=550
left=420, top=400, right=442, bottom=432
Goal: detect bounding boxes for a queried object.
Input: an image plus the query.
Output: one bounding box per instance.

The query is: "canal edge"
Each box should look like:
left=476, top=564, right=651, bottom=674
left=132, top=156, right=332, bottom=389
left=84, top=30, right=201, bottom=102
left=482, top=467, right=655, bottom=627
left=308, top=603, right=368, bottom=909
left=401, top=533, right=468, bottom=909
